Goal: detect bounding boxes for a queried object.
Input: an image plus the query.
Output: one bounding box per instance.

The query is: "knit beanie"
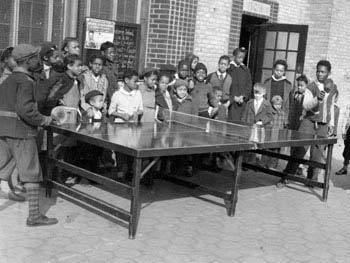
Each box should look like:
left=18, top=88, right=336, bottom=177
left=194, top=63, right=207, bottom=74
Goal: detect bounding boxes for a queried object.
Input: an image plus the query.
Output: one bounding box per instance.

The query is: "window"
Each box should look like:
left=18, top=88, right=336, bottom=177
left=18, top=0, right=49, bottom=45
left=117, top=0, right=137, bottom=23
left=90, top=0, right=114, bottom=20
left=262, top=30, right=300, bottom=84
left=0, top=0, right=64, bottom=49
left=0, top=0, right=14, bottom=49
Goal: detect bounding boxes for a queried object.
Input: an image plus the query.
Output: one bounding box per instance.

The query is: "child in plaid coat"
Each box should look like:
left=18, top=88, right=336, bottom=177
left=262, top=95, right=287, bottom=169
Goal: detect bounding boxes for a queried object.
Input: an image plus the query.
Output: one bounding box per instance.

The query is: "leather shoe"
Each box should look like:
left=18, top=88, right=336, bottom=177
left=27, top=214, right=58, bottom=227
left=8, top=191, right=25, bottom=202
left=335, top=168, right=347, bottom=175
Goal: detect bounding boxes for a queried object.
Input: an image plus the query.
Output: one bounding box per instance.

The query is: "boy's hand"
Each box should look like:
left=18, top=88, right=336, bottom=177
left=86, top=108, right=94, bottom=117
left=188, top=80, right=195, bottom=91
left=256, top=121, right=263, bottom=125
left=211, top=107, right=219, bottom=116
left=318, top=90, right=325, bottom=101
left=223, top=101, right=230, bottom=108
left=328, top=125, right=335, bottom=136
left=119, top=113, right=130, bottom=121
left=234, top=96, right=241, bottom=103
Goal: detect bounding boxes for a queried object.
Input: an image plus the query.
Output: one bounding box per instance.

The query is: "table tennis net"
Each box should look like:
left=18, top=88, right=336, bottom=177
left=160, top=109, right=265, bottom=142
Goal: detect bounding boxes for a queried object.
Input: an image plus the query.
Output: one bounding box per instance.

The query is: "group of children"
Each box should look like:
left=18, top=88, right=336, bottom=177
left=0, top=35, right=343, bottom=226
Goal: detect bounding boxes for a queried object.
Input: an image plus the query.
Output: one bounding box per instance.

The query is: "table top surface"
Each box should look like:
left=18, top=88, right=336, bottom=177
left=50, top=110, right=337, bottom=157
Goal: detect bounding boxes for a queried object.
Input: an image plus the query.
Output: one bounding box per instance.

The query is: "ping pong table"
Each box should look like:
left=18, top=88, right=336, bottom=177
left=46, top=110, right=337, bottom=239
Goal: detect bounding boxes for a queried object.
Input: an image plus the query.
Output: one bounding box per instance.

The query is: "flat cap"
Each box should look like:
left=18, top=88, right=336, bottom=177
left=12, top=44, right=40, bottom=61
left=40, top=42, right=58, bottom=58
left=141, top=67, right=159, bottom=78
left=85, top=90, right=104, bottom=103
left=174, top=79, right=188, bottom=89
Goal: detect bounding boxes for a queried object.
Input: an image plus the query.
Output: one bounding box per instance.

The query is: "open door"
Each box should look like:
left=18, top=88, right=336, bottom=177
left=248, top=24, right=308, bottom=86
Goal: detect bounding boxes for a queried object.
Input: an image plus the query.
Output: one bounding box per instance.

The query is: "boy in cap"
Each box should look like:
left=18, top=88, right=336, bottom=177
left=82, top=90, right=106, bottom=122
left=0, top=44, right=58, bottom=226
left=0, top=46, right=17, bottom=84
left=191, top=62, right=218, bottom=118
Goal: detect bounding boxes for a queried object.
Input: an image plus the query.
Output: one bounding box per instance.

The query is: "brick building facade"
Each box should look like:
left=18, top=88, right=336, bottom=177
left=1, top=0, right=349, bottom=130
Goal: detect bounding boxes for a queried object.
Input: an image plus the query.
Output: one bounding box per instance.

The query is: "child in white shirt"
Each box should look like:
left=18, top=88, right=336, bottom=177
left=108, top=69, right=143, bottom=180
left=108, top=69, right=143, bottom=122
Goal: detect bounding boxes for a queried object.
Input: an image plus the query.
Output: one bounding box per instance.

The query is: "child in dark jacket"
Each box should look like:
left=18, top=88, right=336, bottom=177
left=172, top=79, right=198, bottom=115
left=242, top=83, right=273, bottom=167
left=242, top=83, right=273, bottom=126
left=288, top=74, right=308, bottom=131
left=190, top=63, right=218, bottom=118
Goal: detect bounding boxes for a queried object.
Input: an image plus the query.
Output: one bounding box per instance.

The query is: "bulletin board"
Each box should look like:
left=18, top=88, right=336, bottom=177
left=83, top=18, right=141, bottom=79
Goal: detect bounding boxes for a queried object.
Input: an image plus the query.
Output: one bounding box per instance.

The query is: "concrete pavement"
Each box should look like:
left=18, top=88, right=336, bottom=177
left=0, top=141, right=350, bottom=263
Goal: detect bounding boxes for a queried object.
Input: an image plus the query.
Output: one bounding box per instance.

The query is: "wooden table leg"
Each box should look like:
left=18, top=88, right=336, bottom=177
left=228, top=151, right=243, bottom=217
left=129, top=158, right=142, bottom=239
left=323, top=144, right=333, bottom=201
left=46, top=128, right=53, bottom=198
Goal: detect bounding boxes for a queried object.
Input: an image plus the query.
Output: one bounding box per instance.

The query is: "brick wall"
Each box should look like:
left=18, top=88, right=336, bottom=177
left=193, top=0, right=233, bottom=74
left=145, top=0, right=197, bottom=68
left=328, top=0, right=350, bottom=129
left=228, top=0, right=278, bottom=57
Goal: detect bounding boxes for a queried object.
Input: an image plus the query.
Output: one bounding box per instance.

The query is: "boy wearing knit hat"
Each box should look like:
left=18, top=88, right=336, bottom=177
left=172, top=79, right=198, bottom=115
left=0, top=44, right=58, bottom=226
left=191, top=63, right=218, bottom=118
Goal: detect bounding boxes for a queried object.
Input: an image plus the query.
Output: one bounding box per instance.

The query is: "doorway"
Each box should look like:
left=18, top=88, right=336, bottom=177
left=239, top=14, right=268, bottom=66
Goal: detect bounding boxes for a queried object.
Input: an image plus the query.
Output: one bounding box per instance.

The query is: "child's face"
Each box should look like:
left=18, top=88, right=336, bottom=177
left=66, top=41, right=80, bottom=56
left=158, top=76, right=170, bottom=92
left=125, top=75, right=138, bottom=90
left=103, top=47, right=116, bottom=63
left=218, top=59, right=229, bottom=73
left=90, top=58, right=103, bottom=75
left=273, top=64, right=286, bottom=79
left=214, top=90, right=223, bottom=101
left=68, top=60, right=83, bottom=76
left=254, top=89, right=265, bottom=100
left=175, top=85, right=188, bottom=99
left=195, top=69, right=206, bottom=82
left=273, top=102, right=282, bottom=110
left=90, top=95, right=104, bottom=110
left=144, top=74, right=157, bottom=88
left=191, top=58, right=198, bottom=70
left=297, top=80, right=307, bottom=94
left=316, top=65, right=330, bottom=83
left=178, top=64, right=189, bottom=79
left=233, top=52, right=245, bottom=65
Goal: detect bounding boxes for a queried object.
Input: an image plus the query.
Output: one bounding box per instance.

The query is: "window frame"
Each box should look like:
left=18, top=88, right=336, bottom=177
left=0, top=0, right=64, bottom=49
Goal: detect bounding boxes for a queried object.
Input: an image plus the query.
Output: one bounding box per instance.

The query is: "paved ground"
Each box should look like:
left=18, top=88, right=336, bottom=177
left=1, top=141, right=350, bottom=263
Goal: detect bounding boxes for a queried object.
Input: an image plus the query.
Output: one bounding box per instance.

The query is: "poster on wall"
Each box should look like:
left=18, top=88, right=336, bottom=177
left=84, top=18, right=115, bottom=50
